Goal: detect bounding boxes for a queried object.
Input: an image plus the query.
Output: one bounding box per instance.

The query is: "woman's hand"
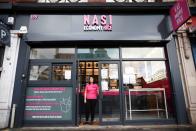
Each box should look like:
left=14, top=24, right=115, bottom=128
left=84, top=99, right=87, bottom=103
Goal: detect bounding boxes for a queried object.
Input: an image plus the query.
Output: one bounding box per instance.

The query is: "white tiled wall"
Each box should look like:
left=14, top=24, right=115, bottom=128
left=0, top=34, right=20, bottom=129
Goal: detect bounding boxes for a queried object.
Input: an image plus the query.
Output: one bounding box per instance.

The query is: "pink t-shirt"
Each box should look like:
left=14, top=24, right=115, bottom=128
left=85, top=84, right=99, bottom=99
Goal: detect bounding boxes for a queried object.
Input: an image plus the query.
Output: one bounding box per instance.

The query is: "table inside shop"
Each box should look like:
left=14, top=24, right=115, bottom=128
left=125, top=88, right=168, bottom=120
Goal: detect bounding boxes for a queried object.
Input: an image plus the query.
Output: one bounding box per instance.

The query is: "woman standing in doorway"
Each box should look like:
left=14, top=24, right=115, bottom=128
left=84, top=76, right=99, bottom=125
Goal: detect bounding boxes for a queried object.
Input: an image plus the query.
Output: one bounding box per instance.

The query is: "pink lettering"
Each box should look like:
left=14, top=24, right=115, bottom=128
left=26, top=96, right=44, bottom=99
left=101, top=15, right=107, bottom=26
left=109, top=15, right=112, bottom=25
left=33, top=88, right=65, bottom=91
left=83, top=15, right=90, bottom=25
left=83, top=15, right=113, bottom=31
left=92, top=15, right=99, bottom=25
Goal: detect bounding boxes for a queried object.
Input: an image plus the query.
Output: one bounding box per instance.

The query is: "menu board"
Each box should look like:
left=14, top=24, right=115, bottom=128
left=24, top=87, right=72, bottom=121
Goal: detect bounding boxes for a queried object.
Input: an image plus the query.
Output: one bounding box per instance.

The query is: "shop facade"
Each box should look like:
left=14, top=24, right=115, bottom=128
left=10, top=5, right=189, bottom=127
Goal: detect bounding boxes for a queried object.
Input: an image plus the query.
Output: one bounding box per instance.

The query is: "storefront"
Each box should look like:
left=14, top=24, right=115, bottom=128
left=11, top=13, right=188, bottom=127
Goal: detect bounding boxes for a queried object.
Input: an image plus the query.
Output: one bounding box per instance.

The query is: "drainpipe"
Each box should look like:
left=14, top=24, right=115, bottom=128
left=182, top=31, right=190, bottom=59
left=10, top=104, right=16, bottom=128
left=177, top=25, right=190, bottom=60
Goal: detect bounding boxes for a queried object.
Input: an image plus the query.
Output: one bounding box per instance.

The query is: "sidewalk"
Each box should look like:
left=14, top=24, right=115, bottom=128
left=2, top=125, right=196, bottom=131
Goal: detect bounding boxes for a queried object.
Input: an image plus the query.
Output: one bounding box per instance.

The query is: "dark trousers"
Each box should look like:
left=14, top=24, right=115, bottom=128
left=85, top=99, right=97, bottom=122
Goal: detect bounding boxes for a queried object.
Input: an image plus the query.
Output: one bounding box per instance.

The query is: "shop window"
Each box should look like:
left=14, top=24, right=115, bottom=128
left=29, top=65, right=50, bottom=81
left=52, top=64, right=72, bottom=81
left=122, top=61, right=174, bottom=120
left=30, top=48, right=75, bottom=59
left=77, top=48, right=119, bottom=59
left=122, top=47, right=174, bottom=120
left=122, top=47, right=165, bottom=59
left=0, top=46, right=5, bottom=78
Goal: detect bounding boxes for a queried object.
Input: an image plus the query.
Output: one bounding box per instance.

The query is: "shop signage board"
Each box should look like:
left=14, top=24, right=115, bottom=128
left=170, top=0, right=191, bottom=31
left=28, top=15, right=170, bottom=41
left=24, top=87, right=72, bottom=121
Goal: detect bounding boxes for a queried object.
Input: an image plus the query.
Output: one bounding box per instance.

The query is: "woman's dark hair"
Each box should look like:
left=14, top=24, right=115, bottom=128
left=88, top=76, right=94, bottom=84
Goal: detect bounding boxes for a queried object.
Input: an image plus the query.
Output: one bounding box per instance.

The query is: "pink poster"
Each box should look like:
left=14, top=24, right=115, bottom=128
left=170, top=0, right=191, bottom=31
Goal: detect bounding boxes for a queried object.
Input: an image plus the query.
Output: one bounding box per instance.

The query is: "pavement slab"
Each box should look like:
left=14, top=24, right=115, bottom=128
left=1, top=125, right=196, bottom=131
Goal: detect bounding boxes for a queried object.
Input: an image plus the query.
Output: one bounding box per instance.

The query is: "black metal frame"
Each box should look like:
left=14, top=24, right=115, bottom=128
left=1, top=2, right=176, bottom=15
left=98, top=61, right=122, bottom=125
left=11, top=2, right=174, bottom=14
left=11, top=39, right=188, bottom=127
left=28, top=60, right=75, bottom=86
left=75, top=45, right=178, bottom=125
left=24, top=59, right=76, bottom=126
left=118, top=46, right=177, bottom=124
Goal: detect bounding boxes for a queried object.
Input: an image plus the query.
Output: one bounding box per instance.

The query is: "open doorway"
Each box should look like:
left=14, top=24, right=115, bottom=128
left=78, top=61, right=99, bottom=125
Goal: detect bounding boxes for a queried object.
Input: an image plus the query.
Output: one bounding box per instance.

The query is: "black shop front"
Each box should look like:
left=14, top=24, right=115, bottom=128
left=12, top=13, right=188, bottom=127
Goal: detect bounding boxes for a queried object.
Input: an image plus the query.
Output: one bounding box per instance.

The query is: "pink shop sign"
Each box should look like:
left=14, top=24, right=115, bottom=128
left=83, top=15, right=112, bottom=31
left=170, top=0, right=191, bottom=31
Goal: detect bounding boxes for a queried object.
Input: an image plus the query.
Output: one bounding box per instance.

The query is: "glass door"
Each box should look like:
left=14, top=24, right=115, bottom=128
left=99, top=61, right=121, bottom=124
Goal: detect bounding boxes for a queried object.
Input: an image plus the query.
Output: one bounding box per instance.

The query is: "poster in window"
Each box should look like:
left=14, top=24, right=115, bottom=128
left=109, top=69, right=118, bottom=79
left=101, top=69, right=108, bottom=79
left=24, top=87, right=72, bottom=121
left=123, top=74, right=136, bottom=84
left=64, top=70, right=71, bottom=80
left=101, top=80, right=108, bottom=91
left=123, top=74, right=129, bottom=84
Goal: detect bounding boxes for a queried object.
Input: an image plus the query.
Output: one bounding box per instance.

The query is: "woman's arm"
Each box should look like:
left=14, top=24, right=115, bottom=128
left=84, top=85, right=87, bottom=103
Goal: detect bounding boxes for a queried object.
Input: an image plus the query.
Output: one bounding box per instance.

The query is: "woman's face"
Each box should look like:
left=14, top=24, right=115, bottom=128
left=90, top=77, right=94, bottom=83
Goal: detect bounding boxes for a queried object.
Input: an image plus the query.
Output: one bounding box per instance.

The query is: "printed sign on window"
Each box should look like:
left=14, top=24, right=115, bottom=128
left=101, top=80, right=108, bottom=91
left=101, top=69, right=108, bottom=79
left=64, top=70, right=71, bottom=80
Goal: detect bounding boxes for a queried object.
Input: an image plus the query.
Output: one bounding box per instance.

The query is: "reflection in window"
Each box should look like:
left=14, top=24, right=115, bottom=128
left=29, top=66, right=49, bottom=80
left=52, top=65, right=72, bottom=80
left=123, top=61, right=166, bottom=84
left=30, top=48, right=75, bottom=59
left=122, top=47, right=165, bottom=58
left=77, top=48, right=119, bottom=59
left=122, top=61, right=174, bottom=120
